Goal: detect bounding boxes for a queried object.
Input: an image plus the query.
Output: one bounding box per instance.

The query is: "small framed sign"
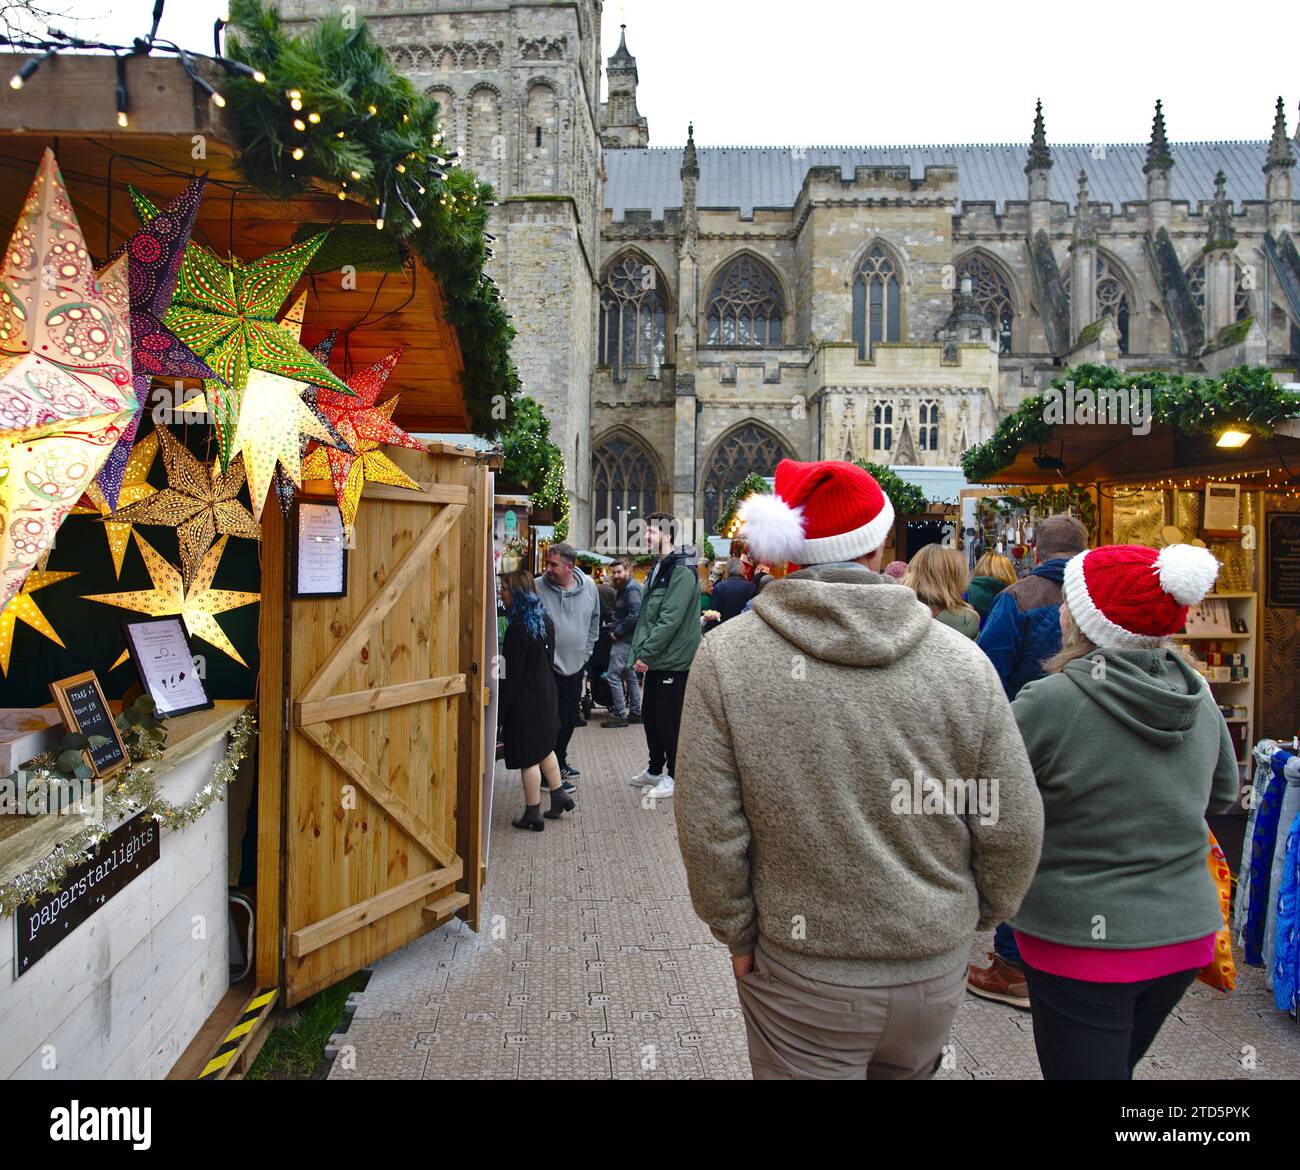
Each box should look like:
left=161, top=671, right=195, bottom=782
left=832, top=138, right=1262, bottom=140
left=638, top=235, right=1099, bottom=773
left=48, top=672, right=128, bottom=779
left=121, top=615, right=213, bottom=719
left=292, top=500, right=349, bottom=599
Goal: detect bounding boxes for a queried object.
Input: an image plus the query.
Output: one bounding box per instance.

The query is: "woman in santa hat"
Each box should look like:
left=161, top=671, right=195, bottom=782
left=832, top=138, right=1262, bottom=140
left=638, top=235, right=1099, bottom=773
left=1008, top=543, right=1240, bottom=1080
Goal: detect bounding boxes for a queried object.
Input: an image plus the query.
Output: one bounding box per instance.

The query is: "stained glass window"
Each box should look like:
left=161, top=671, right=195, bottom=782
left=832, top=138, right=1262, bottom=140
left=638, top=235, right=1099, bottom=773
left=705, top=255, right=785, bottom=346
left=592, top=435, right=660, bottom=534
left=599, top=254, right=668, bottom=379
left=960, top=254, right=1015, bottom=354
left=1063, top=255, right=1132, bottom=355
left=852, top=244, right=902, bottom=359
left=702, top=423, right=791, bottom=532
left=1186, top=256, right=1251, bottom=325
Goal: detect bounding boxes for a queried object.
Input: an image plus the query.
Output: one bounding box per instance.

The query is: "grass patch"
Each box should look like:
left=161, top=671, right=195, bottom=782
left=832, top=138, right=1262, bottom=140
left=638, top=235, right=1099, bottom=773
left=246, top=971, right=369, bottom=1080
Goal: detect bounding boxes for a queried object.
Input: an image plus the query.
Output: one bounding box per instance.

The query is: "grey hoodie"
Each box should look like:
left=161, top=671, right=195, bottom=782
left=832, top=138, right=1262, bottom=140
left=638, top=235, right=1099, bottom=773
left=674, top=563, right=1044, bottom=987
left=1009, top=648, right=1239, bottom=949
left=535, top=566, right=601, bottom=676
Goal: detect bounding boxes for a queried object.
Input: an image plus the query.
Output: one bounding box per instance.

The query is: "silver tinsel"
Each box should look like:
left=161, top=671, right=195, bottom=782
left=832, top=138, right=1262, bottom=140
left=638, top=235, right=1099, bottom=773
left=1, top=706, right=256, bottom=919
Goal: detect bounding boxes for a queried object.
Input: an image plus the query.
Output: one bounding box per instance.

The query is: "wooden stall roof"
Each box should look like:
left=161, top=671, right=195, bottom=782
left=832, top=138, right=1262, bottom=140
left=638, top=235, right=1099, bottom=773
left=989, top=421, right=1300, bottom=488
left=0, top=53, right=469, bottom=433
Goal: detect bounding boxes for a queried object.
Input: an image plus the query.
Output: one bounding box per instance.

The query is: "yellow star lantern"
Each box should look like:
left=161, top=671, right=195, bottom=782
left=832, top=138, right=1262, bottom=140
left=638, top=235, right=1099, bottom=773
left=228, top=296, right=336, bottom=522
left=0, top=150, right=136, bottom=608
left=84, top=532, right=259, bottom=668
left=0, top=569, right=78, bottom=676
left=70, top=431, right=159, bottom=578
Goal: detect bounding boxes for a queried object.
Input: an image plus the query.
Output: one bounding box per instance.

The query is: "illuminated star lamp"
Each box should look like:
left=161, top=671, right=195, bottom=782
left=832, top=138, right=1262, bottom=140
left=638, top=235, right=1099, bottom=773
left=301, top=346, right=426, bottom=529
left=0, top=149, right=136, bottom=609
left=96, top=174, right=219, bottom=510
left=85, top=532, right=259, bottom=669
left=130, top=187, right=353, bottom=471
left=228, top=295, right=349, bottom=522
left=71, top=430, right=160, bottom=578
left=0, top=569, right=78, bottom=676
left=107, top=424, right=260, bottom=593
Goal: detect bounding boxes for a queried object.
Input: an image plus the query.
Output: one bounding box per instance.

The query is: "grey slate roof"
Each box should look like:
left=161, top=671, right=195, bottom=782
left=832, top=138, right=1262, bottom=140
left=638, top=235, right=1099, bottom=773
left=603, top=142, right=1273, bottom=221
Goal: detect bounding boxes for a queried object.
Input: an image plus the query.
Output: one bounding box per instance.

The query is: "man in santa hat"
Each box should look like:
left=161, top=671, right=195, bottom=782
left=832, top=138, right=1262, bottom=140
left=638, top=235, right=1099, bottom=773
left=674, top=459, right=1045, bottom=1080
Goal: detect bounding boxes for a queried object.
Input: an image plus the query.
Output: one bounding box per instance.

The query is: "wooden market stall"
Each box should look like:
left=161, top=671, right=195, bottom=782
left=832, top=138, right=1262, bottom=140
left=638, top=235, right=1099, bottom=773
left=0, top=51, right=498, bottom=1077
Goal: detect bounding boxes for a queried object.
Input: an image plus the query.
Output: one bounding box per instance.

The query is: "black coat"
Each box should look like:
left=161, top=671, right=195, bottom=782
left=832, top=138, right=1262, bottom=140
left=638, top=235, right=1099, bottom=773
left=499, top=613, right=560, bottom=770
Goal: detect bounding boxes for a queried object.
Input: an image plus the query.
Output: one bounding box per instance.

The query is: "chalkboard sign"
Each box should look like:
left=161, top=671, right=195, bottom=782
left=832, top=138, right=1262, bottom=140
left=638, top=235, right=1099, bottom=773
left=48, top=671, right=128, bottom=778
left=14, top=811, right=159, bottom=976
left=1268, top=514, right=1300, bottom=610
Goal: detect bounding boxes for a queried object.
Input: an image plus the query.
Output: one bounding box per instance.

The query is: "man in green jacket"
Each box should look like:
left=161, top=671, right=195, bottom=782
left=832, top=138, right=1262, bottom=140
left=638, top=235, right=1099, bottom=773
left=628, top=512, right=703, bottom=800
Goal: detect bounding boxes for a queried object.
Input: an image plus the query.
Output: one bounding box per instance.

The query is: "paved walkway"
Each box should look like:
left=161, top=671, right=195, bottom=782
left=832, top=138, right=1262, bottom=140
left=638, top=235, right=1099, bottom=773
left=328, top=722, right=1300, bottom=1080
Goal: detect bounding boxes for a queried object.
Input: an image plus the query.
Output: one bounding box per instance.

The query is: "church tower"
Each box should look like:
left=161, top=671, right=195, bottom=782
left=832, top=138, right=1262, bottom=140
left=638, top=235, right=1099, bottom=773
left=600, top=25, right=649, bottom=148
left=276, top=0, right=605, bottom=538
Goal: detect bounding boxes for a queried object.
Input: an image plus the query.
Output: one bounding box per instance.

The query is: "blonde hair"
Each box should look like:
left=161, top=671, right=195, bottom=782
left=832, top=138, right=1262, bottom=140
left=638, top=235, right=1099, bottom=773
left=972, top=553, right=1017, bottom=589
left=1042, top=604, right=1097, bottom=674
left=903, top=545, right=978, bottom=620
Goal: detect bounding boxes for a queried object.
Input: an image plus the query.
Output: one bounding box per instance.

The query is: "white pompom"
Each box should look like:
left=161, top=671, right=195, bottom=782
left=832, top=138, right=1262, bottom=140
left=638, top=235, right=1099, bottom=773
left=1154, top=543, right=1220, bottom=606
left=739, top=492, right=806, bottom=565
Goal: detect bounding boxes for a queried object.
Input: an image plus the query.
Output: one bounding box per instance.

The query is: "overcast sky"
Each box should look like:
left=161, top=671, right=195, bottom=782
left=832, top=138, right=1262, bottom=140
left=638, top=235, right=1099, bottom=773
left=72, top=0, right=1289, bottom=148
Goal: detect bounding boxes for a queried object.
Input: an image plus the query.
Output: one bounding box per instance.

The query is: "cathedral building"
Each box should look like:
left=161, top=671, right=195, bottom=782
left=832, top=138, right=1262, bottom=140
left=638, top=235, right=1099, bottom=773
left=277, top=1, right=1300, bottom=544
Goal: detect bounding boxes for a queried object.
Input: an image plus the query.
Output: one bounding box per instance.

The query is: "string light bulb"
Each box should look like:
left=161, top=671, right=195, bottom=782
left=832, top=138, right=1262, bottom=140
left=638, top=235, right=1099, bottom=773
left=287, top=88, right=302, bottom=110
left=115, top=53, right=129, bottom=128
left=292, top=118, right=306, bottom=131
left=10, top=50, right=55, bottom=90
left=292, top=146, right=305, bottom=160
left=350, top=169, right=362, bottom=181
left=307, top=111, right=320, bottom=124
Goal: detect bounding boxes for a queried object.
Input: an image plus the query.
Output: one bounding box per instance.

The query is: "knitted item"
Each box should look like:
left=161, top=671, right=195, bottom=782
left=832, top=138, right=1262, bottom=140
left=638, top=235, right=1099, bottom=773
left=1063, top=543, right=1219, bottom=648
left=740, top=460, right=895, bottom=566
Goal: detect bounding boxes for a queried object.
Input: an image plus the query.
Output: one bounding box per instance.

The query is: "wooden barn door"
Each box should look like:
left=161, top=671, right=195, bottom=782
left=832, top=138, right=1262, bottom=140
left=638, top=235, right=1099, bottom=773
left=257, top=445, right=489, bottom=1006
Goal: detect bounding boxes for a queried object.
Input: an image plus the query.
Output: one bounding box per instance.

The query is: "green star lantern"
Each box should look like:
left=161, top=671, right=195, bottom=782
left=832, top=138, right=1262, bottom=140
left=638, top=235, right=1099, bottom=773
left=129, top=187, right=353, bottom=469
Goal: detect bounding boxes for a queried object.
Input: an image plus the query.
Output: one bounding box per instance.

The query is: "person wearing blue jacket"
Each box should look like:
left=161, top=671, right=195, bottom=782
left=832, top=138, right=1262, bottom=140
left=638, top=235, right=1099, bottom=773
left=968, top=512, right=1088, bottom=1009
left=602, top=557, right=643, bottom=728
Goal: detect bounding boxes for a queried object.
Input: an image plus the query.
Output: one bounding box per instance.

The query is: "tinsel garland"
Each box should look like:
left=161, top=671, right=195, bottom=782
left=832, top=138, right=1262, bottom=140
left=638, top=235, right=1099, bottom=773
left=962, top=363, right=1300, bottom=484
left=0, top=707, right=256, bottom=919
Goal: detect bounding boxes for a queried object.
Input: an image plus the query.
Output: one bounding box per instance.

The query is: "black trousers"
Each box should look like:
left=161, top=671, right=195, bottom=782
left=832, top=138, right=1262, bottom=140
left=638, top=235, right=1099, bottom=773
left=1022, top=963, right=1198, bottom=1080
left=642, top=669, right=689, bottom=778
left=553, top=668, right=584, bottom=768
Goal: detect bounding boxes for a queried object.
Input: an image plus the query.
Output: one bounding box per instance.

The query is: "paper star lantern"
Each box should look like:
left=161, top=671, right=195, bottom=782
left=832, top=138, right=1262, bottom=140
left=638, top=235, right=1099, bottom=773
left=130, top=188, right=352, bottom=471
left=228, top=296, right=349, bottom=522
left=71, top=430, right=159, bottom=578
left=272, top=329, right=348, bottom=514
left=300, top=346, right=425, bottom=528
left=0, top=149, right=137, bottom=608
left=0, top=569, right=78, bottom=676
left=108, top=424, right=259, bottom=591
left=85, top=532, right=258, bottom=668
left=96, top=176, right=218, bottom=510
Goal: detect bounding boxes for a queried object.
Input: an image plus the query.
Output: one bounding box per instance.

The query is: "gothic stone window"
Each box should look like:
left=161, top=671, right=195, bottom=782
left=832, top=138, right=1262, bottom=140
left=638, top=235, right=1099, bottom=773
left=599, top=254, right=668, bottom=380
left=917, top=401, right=941, bottom=452
left=702, top=424, right=791, bottom=533
left=1186, top=257, right=1251, bottom=324
left=872, top=402, right=894, bottom=453
left=592, top=436, right=659, bottom=534
left=852, top=244, right=902, bottom=359
left=961, top=255, right=1014, bottom=354
left=705, top=255, right=785, bottom=346
left=1063, top=256, right=1132, bottom=355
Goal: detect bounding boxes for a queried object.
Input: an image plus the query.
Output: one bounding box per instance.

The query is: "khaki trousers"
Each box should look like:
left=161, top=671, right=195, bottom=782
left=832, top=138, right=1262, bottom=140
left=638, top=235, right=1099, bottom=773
left=735, top=941, right=966, bottom=1080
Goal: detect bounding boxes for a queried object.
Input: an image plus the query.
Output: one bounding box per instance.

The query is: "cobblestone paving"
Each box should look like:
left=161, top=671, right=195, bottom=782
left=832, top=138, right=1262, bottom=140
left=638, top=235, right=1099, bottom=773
left=329, top=722, right=1300, bottom=1081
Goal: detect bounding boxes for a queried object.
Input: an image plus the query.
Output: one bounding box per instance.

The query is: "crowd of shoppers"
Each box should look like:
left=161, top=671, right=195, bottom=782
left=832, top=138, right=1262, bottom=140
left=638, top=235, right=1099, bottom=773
left=497, top=462, right=1235, bottom=1082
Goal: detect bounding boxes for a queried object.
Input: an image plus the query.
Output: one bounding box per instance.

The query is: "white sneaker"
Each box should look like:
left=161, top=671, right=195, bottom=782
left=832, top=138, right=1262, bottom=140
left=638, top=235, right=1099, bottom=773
left=629, top=769, right=662, bottom=787
left=644, top=775, right=675, bottom=800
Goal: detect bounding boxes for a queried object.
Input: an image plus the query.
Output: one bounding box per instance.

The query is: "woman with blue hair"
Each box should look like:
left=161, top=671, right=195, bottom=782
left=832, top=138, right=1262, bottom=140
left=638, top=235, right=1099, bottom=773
left=499, top=568, right=575, bottom=831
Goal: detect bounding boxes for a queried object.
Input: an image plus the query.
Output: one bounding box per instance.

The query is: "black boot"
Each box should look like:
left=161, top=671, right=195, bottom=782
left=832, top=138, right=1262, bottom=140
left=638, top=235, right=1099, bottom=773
left=512, top=803, right=544, bottom=832
left=544, top=785, right=576, bottom=820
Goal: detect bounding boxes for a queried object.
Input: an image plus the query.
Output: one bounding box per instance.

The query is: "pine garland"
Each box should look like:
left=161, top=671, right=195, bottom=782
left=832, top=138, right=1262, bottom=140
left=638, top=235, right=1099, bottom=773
left=223, top=0, right=520, bottom=438
left=962, top=363, right=1299, bottom=484
left=852, top=461, right=929, bottom=516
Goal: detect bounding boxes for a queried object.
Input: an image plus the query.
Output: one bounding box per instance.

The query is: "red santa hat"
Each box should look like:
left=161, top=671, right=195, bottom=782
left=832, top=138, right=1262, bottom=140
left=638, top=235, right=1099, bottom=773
left=1063, top=543, right=1221, bottom=648
left=738, top=460, right=895, bottom=566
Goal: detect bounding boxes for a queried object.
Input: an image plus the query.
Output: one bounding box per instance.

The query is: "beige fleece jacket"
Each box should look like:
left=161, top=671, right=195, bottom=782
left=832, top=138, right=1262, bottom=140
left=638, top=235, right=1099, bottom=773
left=674, top=564, right=1044, bottom=987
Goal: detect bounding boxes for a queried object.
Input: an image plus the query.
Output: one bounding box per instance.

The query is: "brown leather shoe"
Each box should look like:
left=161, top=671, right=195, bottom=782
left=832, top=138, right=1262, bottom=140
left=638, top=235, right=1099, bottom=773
left=966, top=953, right=1031, bottom=1010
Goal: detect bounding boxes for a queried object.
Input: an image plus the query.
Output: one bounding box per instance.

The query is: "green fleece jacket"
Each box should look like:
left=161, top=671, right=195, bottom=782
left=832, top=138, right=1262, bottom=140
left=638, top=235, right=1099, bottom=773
left=629, top=549, right=702, bottom=672
left=1009, top=648, right=1240, bottom=949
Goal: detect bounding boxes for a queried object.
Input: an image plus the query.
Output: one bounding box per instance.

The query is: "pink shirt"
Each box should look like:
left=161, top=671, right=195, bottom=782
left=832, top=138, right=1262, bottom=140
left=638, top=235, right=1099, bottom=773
left=1013, top=930, right=1215, bottom=983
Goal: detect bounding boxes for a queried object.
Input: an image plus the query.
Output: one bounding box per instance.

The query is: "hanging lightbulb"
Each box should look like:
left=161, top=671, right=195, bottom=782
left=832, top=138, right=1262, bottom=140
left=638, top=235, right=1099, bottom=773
left=253, top=70, right=267, bottom=84
left=395, top=163, right=406, bottom=173
left=367, top=104, right=377, bottom=116
left=292, top=118, right=306, bottom=131
left=287, top=88, right=302, bottom=110
left=307, top=112, right=320, bottom=124
left=211, top=91, right=227, bottom=108
left=292, top=147, right=305, bottom=160
left=350, top=170, right=362, bottom=181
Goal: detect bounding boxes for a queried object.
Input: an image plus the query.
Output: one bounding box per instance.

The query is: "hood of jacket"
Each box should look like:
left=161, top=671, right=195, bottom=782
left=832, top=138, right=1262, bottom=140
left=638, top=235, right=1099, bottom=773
left=751, top=563, right=934, bottom=667
left=539, top=564, right=591, bottom=599
left=1059, top=648, right=1207, bottom=747
left=1029, top=557, right=1068, bottom=586
left=966, top=575, right=1007, bottom=614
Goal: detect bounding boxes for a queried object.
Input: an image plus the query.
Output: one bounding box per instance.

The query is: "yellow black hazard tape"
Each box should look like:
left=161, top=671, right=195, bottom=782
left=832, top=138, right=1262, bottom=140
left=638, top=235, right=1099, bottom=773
left=199, top=988, right=278, bottom=1080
